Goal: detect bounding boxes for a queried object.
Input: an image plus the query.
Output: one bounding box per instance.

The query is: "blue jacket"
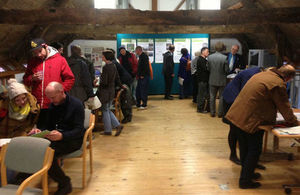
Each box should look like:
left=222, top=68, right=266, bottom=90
left=223, top=67, right=261, bottom=104
left=178, top=54, right=191, bottom=80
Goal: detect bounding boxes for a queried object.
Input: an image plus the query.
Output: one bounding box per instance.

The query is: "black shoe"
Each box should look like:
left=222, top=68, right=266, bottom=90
left=166, top=96, right=173, bottom=100
left=218, top=114, right=223, bottom=118
left=100, top=132, right=112, bottom=136
left=210, top=114, right=216, bottom=117
left=121, top=118, right=129, bottom=124
left=55, top=182, right=72, bottom=195
left=252, top=172, right=261, bottom=180
left=256, top=164, right=266, bottom=170
left=239, top=181, right=261, bottom=189
left=229, top=156, right=241, bottom=165
left=169, top=95, right=174, bottom=98
left=115, top=125, right=123, bottom=136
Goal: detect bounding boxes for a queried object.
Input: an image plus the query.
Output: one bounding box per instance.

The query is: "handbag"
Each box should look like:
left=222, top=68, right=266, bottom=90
left=183, top=57, right=191, bottom=71
left=84, top=96, right=102, bottom=110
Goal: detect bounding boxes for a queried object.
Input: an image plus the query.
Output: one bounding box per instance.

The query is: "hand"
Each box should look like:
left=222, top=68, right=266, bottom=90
left=140, top=76, right=144, bottom=79
left=27, top=128, right=41, bottom=136
left=32, top=71, right=43, bottom=81
left=121, top=84, right=127, bottom=89
left=88, top=97, right=94, bottom=102
left=45, top=130, right=63, bottom=141
left=93, top=79, right=99, bottom=87
left=171, top=74, right=175, bottom=77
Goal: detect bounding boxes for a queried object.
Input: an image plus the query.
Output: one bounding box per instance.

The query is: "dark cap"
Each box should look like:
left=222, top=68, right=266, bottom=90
left=30, top=38, right=46, bottom=51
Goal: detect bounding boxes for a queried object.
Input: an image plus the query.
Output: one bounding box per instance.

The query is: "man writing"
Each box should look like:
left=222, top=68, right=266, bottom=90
left=29, top=82, right=85, bottom=195
left=225, top=64, right=299, bottom=189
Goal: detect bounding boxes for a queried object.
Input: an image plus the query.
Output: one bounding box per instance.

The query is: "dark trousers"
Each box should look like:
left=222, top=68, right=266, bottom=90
left=192, top=74, right=198, bottom=102
left=197, top=81, right=209, bottom=111
left=49, top=139, right=82, bottom=186
left=234, top=125, right=264, bottom=184
left=121, top=108, right=132, bottom=120
left=164, top=73, right=173, bottom=98
left=37, top=109, right=50, bottom=129
left=136, top=76, right=150, bottom=107
left=223, top=100, right=238, bottom=157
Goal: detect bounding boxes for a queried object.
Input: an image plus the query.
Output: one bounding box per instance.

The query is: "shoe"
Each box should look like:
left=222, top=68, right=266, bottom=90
left=210, top=114, right=216, bottom=117
left=239, top=181, right=261, bottom=189
left=256, top=164, right=266, bottom=170
left=166, top=96, right=173, bottom=100
left=252, top=172, right=261, bottom=180
left=54, top=182, right=72, bottom=195
left=100, top=132, right=112, bottom=135
left=169, top=95, right=174, bottom=98
left=197, top=109, right=205, bottom=113
left=229, top=155, right=241, bottom=165
left=121, top=118, right=130, bottom=124
left=115, top=125, right=123, bottom=136
left=179, top=96, right=183, bottom=99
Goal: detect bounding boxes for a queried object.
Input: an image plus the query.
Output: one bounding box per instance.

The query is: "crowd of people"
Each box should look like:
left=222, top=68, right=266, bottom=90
left=0, top=38, right=298, bottom=193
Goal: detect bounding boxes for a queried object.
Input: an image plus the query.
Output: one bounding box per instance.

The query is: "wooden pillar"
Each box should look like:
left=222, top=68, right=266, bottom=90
left=152, top=0, right=158, bottom=11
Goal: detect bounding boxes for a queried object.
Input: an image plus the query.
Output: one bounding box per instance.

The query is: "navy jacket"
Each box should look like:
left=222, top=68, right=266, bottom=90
left=226, top=53, right=245, bottom=74
left=223, top=67, right=261, bottom=104
left=44, top=93, right=85, bottom=141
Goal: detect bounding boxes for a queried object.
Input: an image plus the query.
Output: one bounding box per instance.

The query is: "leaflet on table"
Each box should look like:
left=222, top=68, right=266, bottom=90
left=276, top=112, right=300, bottom=122
left=274, top=126, right=300, bottom=135
left=31, top=130, right=51, bottom=138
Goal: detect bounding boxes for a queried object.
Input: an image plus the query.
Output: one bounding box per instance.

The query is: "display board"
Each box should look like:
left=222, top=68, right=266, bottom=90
left=137, top=39, right=154, bottom=63
left=120, top=39, right=136, bottom=52
left=191, top=38, right=209, bottom=59
left=155, top=38, right=173, bottom=63
left=117, top=34, right=210, bottom=95
left=174, top=38, right=191, bottom=63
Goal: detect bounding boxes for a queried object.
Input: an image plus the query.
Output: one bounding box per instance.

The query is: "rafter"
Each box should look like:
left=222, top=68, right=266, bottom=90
left=174, top=0, right=187, bottom=11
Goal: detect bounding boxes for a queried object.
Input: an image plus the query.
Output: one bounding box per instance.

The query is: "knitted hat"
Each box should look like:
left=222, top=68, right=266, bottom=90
left=7, top=79, right=28, bottom=100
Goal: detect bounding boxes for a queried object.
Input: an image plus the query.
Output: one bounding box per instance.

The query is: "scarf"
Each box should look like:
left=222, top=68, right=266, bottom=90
left=8, top=101, right=31, bottom=121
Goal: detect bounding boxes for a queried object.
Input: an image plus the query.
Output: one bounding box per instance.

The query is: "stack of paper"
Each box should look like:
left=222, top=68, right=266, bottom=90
left=274, top=126, right=300, bottom=135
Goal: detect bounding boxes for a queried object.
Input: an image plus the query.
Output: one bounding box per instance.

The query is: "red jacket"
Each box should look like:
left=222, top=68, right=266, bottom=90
left=24, top=49, right=75, bottom=109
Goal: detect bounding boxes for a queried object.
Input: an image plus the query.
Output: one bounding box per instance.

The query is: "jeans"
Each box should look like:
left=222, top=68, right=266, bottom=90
left=101, top=102, right=120, bottom=133
left=136, top=76, right=150, bottom=107
left=130, top=78, right=138, bottom=101
left=209, top=85, right=225, bottom=116
left=234, top=125, right=264, bottom=184
left=197, top=81, right=209, bottom=111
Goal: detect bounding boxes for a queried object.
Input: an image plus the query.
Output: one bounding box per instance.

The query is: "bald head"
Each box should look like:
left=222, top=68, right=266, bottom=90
left=45, top=82, right=65, bottom=105
left=278, top=64, right=296, bottom=81
left=231, top=45, right=239, bottom=55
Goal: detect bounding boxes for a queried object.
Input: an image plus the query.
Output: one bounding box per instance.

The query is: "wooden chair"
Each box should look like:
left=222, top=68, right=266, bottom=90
left=0, top=137, right=54, bottom=195
left=114, top=89, right=123, bottom=122
left=62, top=109, right=95, bottom=188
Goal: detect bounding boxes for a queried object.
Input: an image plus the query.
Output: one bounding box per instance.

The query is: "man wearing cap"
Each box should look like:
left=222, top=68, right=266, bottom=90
left=23, top=38, right=75, bottom=129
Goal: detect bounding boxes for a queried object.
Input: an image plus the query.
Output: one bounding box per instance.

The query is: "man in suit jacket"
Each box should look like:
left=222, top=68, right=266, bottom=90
left=207, top=42, right=229, bottom=117
left=162, top=45, right=175, bottom=100
left=227, top=45, right=245, bottom=74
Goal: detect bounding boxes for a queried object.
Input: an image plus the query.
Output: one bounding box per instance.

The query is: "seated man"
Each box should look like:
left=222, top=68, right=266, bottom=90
left=29, top=81, right=85, bottom=195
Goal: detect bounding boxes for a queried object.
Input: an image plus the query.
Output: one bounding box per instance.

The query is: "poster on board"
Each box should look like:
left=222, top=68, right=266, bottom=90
left=137, top=39, right=154, bottom=63
left=174, top=38, right=191, bottom=63
left=191, top=38, right=209, bottom=59
left=155, top=38, right=173, bottom=63
left=121, top=39, right=136, bottom=53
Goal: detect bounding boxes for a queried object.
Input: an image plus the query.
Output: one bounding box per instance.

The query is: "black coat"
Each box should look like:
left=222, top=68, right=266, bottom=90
left=162, top=51, right=174, bottom=76
left=137, top=52, right=150, bottom=77
left=67, top=55, right=94, bottom=102
left=97, top=62, right=122, bottom=105
left=226, top=53, right=245, bottom=74
left=112, top=59, right=133, bottom=87
left=196, top=56, right=209, bottom=82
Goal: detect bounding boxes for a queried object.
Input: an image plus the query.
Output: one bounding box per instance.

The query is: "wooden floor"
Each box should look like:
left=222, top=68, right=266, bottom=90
left=53, top=96, right=300, bottom=195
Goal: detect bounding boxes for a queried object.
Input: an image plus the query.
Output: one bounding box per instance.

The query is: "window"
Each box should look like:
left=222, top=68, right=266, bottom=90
left=199, top=0, right=220, bottom=10
left=94, top=0, right=116, bottom=9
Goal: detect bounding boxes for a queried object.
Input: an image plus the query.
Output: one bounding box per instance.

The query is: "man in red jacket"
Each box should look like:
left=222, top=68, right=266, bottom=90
left=23, top=38, right=75, bottom=129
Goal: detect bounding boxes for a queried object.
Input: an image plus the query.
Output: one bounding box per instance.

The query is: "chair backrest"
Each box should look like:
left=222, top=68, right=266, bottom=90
left=4, top=137, right=51, bottom=174
left=84, top=109, right=91, bottom=129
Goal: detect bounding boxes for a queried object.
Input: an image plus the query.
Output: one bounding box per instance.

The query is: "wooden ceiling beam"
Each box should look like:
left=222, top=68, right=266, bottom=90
left=1, top=7, right=299, bottom=25
left=152, top=0, right=158, bottom=11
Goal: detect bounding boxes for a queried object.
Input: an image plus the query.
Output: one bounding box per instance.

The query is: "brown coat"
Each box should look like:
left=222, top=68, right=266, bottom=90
left=225, top=69, right=298, bottom=134
left=0, top=93, right=39, bottom=138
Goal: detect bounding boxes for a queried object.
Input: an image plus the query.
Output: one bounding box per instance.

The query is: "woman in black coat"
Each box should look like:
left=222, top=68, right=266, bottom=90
left=97, top=50, right=123, bottom=136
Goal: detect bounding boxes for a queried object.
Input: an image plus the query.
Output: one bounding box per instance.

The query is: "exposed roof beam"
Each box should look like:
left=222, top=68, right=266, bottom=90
left=174, top=0, right=186, bottom=11
left=152, top=0, right=158, bottom=11
left=0, top=7, right=299, bottom=25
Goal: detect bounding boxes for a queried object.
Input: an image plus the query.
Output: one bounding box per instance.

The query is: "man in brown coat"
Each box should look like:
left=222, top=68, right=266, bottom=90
left=225, top=64, right=298, bottom=189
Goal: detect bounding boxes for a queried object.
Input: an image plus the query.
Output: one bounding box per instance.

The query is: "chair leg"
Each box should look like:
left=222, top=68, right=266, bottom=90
left=90, top=147, right=93, bottom=174
left=82, top=154, right=86, bottom=189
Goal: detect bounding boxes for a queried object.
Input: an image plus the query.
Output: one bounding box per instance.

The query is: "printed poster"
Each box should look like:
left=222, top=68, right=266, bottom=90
left=137, top=39, right=154, bottom=63
left=121, top=39, right=136, bottom=53
left=191, top=38, right=209, bottom=59
left=155, top=38, right=173, bottom=63
left=174, top=38, right=191, bottom=63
